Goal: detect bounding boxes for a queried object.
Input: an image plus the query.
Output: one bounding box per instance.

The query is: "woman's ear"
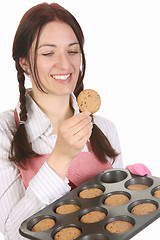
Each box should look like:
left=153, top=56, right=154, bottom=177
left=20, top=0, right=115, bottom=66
left=19, top=57, right=30, bottom=75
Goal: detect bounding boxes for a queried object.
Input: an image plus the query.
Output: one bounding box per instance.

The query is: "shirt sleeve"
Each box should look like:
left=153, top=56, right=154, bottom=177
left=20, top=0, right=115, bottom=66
left=0, top=128, right=70, bottom=240
left=29, top=162, right=71, bottom=204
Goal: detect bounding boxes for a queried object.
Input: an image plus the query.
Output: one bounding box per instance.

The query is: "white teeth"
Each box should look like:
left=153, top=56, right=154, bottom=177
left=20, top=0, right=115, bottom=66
left=52, top=74, right=70, bottom=80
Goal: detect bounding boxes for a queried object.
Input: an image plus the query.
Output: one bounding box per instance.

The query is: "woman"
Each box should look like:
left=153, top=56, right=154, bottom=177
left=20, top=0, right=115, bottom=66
left=0, top=3, right=150, bottom=239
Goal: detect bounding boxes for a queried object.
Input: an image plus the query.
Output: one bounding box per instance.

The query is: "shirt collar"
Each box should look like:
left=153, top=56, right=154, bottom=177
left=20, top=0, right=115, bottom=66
left=16, top=90, right=80, bottom=142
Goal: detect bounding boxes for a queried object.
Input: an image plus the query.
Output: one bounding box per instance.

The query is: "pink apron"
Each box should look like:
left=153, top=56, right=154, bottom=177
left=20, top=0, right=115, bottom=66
left=14, top=110, right=113, bottom=189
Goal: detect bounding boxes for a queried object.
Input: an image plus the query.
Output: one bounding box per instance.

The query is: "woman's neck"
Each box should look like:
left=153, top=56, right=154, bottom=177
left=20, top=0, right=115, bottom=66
left=30, top=90, right=74, bottom=133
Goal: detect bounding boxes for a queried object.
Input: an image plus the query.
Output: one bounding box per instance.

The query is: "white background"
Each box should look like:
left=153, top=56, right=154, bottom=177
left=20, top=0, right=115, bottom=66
left=0, top=0, right=160, bottom=239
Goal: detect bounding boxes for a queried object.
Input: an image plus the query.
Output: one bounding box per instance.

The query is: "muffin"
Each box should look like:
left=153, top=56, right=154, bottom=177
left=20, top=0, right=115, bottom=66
left=80, top=211, right=106, bottom=223
left=104, top=194, right=130, bottom=206
left=106, top=220, right=133, bottom=233
left=56, top=204, right=80, bottom=215
left=79, top=188, right=103, bottom=199
left=153, top=189, right=160, bottom=199
left=32, top=218, right=55, bottom=232
left=54, top=227, right=81, bottom=240
left=131, top=203, right=157, bottom=215
left=127, top=184, right=149, bottom=191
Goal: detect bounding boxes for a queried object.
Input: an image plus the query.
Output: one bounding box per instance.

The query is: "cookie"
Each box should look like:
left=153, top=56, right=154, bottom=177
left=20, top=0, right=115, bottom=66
left=131, top=203, right=157, bottom=215
left=106, top=220, right=133, bottom=233
left=80, top=211, right=106, bottom=223
left=153, top=189, right=160, bottom=199
left=104, top=194, right=130, bottom=206
left=54, top=227, right=81, bottom=240
left=77, top=89, right=101, bottom=114
left=56, top=204, right=80, bottom=215
left=79, top=188, right=103, bottom=199
left=32, top=218, right=55, bottom=232
left=127, top=184, right=149, bottom=191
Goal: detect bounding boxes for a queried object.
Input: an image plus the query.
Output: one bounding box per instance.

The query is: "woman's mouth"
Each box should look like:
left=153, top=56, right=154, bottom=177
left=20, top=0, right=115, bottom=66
left=51, top=74, right=72, bottom=83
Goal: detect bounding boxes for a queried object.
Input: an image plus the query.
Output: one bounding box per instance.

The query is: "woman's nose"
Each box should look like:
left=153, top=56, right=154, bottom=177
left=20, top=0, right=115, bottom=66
left=55, top=53, right=70, bottom=70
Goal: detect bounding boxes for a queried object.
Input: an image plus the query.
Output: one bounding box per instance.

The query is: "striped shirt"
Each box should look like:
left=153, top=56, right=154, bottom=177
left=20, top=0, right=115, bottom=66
left=0, top=90, right=122, bottom=239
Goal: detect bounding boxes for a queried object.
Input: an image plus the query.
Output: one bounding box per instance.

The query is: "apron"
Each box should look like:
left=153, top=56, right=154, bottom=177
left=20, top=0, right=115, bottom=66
left=14, top=109, right=113, bottom=189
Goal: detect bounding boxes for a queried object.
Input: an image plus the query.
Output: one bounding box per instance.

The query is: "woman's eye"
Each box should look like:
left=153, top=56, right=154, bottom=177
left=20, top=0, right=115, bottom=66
left=42, top=52, right=54, bottom=56
left=68, top=50, right=79, bottom=55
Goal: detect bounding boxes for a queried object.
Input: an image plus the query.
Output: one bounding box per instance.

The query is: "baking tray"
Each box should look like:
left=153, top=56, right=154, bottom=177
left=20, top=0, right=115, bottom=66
left=19, top=168, right=160, bottom=240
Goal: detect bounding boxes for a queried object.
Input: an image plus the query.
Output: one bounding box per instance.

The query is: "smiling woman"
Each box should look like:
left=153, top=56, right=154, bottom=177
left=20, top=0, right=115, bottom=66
left=1, top=1, right=160, bottom=240
left=0, top=2, right=121, bottom=240
left=21, top=21, right=81, bottom=97
left=31, top=21, right=81, bottom=95
left=11, top=3, right=87, bottom=164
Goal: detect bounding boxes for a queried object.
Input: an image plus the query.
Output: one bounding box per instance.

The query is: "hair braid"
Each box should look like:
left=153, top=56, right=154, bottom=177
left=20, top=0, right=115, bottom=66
left=16, top=62, right=27, bottom=122
left=10, top=62, right=39, bottom=167
left=90, top=118, right=119, bottom=163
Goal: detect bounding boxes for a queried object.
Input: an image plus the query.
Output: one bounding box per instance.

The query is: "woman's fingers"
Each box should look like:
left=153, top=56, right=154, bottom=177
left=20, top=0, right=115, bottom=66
left=70, top=118, right=93, bottom=145
left=62, top=111, right=91, bottom=130
left=59, top=112, right=92, bottom=141
left=73, top=123, right=93, bottom=149
left=55, top=112, right=93, bottom=159
left=71, top=115, right=92, bottom=136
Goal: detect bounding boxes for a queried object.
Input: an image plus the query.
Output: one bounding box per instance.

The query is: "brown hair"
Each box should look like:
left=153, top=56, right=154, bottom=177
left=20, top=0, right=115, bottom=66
left=10, top=2, right=119, bottom=167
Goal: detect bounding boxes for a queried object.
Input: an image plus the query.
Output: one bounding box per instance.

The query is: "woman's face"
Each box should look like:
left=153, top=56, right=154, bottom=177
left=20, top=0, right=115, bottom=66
left=30, top=21, right=81, bottom=96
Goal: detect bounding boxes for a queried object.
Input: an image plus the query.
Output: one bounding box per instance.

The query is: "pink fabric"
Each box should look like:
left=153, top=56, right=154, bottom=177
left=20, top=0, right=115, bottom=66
left=18, top=149, right=113, bottom=189
left=66, top=148, right=112, bottom=186
left=15, top=109, right=113, bottom=189
left=126, top=163, right=152, bottom=176
left=18, top=154, right=49, bottom=189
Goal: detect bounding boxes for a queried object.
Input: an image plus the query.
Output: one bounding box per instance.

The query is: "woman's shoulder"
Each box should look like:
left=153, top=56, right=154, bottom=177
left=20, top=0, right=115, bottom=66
left=0, top=109, right=15, bottom=133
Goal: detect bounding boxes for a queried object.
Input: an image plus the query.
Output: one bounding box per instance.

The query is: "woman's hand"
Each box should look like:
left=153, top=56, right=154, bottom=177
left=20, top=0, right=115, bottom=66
left=55, top=111, right=92, bottom=159
left=47, top=112, right=93, bottom=179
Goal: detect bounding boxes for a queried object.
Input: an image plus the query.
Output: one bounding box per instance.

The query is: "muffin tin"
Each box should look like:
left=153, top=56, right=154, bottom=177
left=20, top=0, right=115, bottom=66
left=19, top=168, right=160, bottom=240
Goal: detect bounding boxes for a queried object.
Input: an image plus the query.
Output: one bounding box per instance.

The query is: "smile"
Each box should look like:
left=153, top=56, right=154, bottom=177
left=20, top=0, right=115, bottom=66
left=51, top=74, right=71, bottom=80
